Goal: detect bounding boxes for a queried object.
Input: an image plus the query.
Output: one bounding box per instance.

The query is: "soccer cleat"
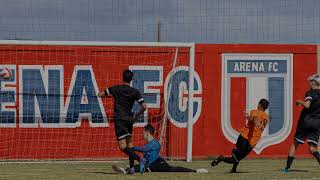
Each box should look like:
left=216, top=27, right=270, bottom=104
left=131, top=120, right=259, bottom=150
left=139, top=158, right=147, bottom=174
left=280, top=168, right=290, bottom=173
left=127, top=167, right=135, bottom=174
left=230, top=168, right=237, bottom=173
left=112, top=165, right=127, bottom=174
left=196, top=168, right=208, bottom=173
left=211, top=155, right=224, bottom=166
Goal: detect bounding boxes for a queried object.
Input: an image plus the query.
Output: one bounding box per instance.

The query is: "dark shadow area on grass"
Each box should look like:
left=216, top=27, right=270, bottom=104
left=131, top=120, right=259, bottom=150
left=78, top=171, right=119, bottom=175
left=224, top=171, right=250, bottom=174
left=288, top=169, right=309, bottom=172
left=274, top=169, right=309, bottom=173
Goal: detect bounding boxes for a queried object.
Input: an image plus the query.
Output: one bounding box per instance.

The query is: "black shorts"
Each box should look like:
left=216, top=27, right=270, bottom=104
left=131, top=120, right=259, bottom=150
left=115, top=120, right=133, bottom=141
left=232, top=135, right=253, bottom=162
left=294, top=126, right=319, bottom=146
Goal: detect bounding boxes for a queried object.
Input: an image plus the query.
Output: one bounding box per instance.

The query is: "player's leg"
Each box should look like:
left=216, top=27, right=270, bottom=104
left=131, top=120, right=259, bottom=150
left=125, top=137, right=141, bottom=166
left=125, top=122, right=147, bottom=174
left=167, top=166, right=197, bottom=172
left=309, top=143, right=320, bottom=165
left=125, top=136, right=134, bottom=169
left=283, top=128, right=305, bottom=172
left=283, top=141, right=299, bottom=171
left=307, top=131, right=320, bottom=165
left=118, top=138, right=127, bottom=152
left=115, top=121, right=138, bottom=174
left=211, top=135, right=242, bottom=167
left=283, top=112, right=308, bottom=172
left=117, top=139, right=136, bottom=174
left=163, top=161, right=197, bottom=173
left=161, top=163, right=197, bottom=172
left=124, top=121, right=146, bottom=173
left=211, top=135, right=252, bottom=173
left=115, top=120, right=129, bottom=152
left=148, top=158, right=200, bottom=173
left=229, top=135, right=252, bottom=173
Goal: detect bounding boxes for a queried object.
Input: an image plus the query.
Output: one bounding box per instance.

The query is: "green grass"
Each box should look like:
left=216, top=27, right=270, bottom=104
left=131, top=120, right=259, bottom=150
left=0, top=159, right=319, bottom=180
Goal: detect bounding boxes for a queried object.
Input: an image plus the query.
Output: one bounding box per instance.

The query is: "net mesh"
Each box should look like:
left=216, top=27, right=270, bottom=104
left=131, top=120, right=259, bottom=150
left=0, top=43, right=191, bottom=160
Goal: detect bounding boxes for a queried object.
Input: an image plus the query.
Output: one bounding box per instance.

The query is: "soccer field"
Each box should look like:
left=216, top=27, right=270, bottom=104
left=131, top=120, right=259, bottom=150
left=0, top=159, right=318, bottom=180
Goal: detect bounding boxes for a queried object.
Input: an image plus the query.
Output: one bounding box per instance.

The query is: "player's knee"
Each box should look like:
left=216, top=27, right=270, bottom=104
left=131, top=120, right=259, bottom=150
left=308, top=144, right=317, bottom=154
left=293, top=140, right=300, bottom=147
left=126, top=143, right=133, bottom=148
left=118, top=142, right=127, bottom=151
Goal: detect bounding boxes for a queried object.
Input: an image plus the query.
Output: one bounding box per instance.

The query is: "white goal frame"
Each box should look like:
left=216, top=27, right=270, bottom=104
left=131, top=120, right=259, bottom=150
left=0, top=40, right=195, bottom=162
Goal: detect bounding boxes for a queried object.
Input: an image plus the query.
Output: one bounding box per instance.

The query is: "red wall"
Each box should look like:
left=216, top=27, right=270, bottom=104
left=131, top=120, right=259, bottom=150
left=0, top=44, right=317, bottom=160
left=193, top=44, right=317, bottom=158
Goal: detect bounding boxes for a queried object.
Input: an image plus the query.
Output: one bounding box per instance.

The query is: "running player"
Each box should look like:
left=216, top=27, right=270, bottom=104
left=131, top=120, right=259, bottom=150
left=211, top=99, right=270, bottom=173
left=282, top=74, right=320, bottom=172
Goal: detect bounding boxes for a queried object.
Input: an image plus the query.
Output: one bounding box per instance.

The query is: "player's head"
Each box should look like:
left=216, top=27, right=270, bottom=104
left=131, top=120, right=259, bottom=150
left=143, top=124, right=155, bottom=140
left=123, top=69, right=133, bottom=83
left=307, top=74, right=320, bottom=89
left=258, top=99, right=269, bottom=111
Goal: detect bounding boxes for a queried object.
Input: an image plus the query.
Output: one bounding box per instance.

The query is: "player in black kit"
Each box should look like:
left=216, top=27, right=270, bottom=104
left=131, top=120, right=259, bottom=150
left=282, top=74, right=320, bottom=172
left=98, top=69, right=147, bottom=174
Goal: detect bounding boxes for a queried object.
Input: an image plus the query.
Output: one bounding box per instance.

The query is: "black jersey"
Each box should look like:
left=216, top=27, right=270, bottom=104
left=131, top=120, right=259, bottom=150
left=304, top=89, right=320, bottom=116
left=297, top=89, right=320, bottom=131
left=105, top=84, right=144, bottom=121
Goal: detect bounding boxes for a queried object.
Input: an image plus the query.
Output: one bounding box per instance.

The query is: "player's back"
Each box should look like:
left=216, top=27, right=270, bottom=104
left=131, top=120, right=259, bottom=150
left=240, top=109, right=269, bottom=147
left=107, top=84, right=142, bottom=121
left=144, top=139, right=161, bottom=165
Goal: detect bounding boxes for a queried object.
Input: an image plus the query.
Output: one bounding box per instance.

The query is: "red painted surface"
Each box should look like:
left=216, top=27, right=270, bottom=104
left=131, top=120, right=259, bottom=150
left=0, top=44, right=317, bottom=160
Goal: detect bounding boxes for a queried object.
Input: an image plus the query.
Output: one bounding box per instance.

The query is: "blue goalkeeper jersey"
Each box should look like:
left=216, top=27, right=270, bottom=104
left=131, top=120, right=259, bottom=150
left=133, top=139, right=161, bottom=165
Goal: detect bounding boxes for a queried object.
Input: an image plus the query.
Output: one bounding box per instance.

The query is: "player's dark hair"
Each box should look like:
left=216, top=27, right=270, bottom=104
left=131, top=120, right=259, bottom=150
left=123, top=69, right=133, bottom=83
left=259, top=99, right=269, bottom=110
left=144, top=124, right=155, bottom=135
left=310, top=79, right=320, bottom=86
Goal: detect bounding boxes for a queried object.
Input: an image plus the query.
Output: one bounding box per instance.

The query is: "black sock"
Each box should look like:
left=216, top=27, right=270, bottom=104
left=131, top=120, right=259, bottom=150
left=286, top=156, right=294, bottom=169
left=222, top=157, right=237, bottom=164
left=129, top=156, right=134, bottom=168
left=312, top=151, right=320, bottom=165
left=123, top=147, right=141, bottom=168
left=231, top=162, right=239, bottom=173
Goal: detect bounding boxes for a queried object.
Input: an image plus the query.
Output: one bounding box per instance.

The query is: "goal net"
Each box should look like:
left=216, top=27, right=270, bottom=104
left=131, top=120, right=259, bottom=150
left=0, top=41, right=195, bottom=161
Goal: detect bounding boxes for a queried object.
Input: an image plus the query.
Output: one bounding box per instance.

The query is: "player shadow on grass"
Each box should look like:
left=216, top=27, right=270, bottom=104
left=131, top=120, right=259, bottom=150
left=224, top=171, right=249, bottom=174
left=281, top=169, right=309, bottom=173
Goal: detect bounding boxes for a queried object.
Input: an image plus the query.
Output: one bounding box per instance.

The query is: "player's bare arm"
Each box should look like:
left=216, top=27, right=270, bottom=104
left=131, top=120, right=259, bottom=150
left=295, top=99, right=311, bottom=108
left=243, top=111, right=251, bottom=121
left=97, top=91, right=106, bottom=97
left=97, top=88, right=112, bottom=97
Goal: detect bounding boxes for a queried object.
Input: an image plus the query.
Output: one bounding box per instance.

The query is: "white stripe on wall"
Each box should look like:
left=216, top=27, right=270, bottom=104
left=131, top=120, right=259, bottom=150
left=246, top=77, right=269, bottom=137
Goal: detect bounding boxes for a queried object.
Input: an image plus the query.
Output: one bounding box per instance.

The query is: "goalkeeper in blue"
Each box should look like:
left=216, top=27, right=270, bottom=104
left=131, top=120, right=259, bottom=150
left=112, top=124, right=208, bottom=174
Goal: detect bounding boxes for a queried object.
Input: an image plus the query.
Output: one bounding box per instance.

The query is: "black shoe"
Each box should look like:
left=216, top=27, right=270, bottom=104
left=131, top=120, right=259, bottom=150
left=230, top=169, right=237, bottom=173
left=211, top=155, right=224, bottom=166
